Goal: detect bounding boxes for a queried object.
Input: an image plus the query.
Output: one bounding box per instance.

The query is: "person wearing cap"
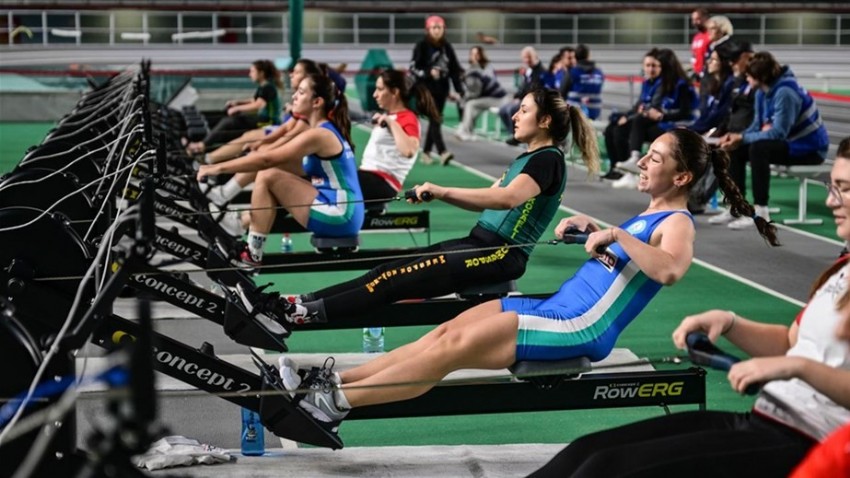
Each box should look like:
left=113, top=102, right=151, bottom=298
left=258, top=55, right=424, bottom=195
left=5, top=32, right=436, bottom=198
left=409, top=15, right=464, bottom=166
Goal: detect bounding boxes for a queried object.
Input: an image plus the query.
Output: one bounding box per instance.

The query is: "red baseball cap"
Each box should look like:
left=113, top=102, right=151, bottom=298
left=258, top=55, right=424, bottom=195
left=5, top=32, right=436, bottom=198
left=425, top=16, right=445, bottom=28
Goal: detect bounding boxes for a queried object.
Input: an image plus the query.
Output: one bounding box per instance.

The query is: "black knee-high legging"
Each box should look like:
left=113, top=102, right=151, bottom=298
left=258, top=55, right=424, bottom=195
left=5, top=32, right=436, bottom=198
left=734, top=139, right=824, bottom=206
left=423, top=83, right=449, bottom=154
left=604, top=117, right=665, bottom=168
left=528, top=411, right=815, bottom=478
left=203, top=113, right=260, bottom=148
left=309, top=227, right=527, bottom=318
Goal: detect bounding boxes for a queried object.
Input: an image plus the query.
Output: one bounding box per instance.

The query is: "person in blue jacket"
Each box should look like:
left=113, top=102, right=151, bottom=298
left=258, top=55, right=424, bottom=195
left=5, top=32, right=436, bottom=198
left=718, top=51, right=829, bottom=230
left=689, top=48, right=735, bottom=135
left=604, top=48, right=697, bottom=185
left=561, top=44, right=605, bottom=121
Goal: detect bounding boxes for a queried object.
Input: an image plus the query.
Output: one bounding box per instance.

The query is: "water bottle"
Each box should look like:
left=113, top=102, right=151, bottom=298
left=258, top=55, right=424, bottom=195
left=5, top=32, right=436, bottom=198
left=280, top=233, right=293, bottom=253
left=240, top=407, right=265, bottom=456
left=362, top=327, right=385, bottom=353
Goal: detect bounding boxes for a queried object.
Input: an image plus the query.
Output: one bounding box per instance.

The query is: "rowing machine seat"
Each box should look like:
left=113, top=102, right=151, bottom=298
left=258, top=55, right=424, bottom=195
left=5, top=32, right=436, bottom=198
left=458, top=280, right=517, bottom=299
left=310, top=235, right=360, bottom=253
left=510, top=357, right=592, bottom=389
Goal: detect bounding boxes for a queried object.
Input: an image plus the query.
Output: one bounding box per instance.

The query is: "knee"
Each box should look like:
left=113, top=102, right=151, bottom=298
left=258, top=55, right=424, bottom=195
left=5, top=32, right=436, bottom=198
left=254, top=169, right=280, bottom=189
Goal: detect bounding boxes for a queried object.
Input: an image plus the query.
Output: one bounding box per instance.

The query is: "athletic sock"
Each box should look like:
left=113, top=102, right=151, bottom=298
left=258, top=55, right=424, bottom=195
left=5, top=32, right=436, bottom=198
left=247, top=230, right=267, bottom=261
left=220, top=178, right=242, bottom=202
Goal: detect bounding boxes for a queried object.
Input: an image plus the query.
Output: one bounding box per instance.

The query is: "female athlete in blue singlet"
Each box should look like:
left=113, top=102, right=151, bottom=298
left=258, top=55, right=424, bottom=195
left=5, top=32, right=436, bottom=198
left=281, top=128, right=780, bottom=429
left=197, top=72, right=362, bottom=267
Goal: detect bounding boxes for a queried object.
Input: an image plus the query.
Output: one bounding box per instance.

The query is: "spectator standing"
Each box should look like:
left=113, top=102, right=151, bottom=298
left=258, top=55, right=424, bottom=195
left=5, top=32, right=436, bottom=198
left=561, top=44, right=605, bottom=120
left=454, top=46, right=507, bottom=142
left=500, top=46, right=548, bottom=145
left=717, top=51, right=829, bottom=229
left=409, top=15, right=464, bottom=166
left=690, top=8, right=712, bottom=78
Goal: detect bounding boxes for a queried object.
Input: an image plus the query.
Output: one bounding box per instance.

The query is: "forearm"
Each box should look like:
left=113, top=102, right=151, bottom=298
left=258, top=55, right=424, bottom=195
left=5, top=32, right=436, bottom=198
left=724, top=316, right=791, bottom=357
left=795, top=359, right=850, bottom=409
left=208, top=151, right=272, bottom=175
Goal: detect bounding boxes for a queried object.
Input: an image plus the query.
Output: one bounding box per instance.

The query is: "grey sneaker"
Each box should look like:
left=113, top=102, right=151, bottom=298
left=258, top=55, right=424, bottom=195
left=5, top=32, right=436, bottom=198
left=279, top=356, right=341, bottom=398
left=298, top=389, right=349, bottom=430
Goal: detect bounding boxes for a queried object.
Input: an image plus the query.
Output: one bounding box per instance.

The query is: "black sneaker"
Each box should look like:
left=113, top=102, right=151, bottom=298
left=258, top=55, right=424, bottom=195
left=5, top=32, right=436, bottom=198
left=235, top=282, right=288, bottom=335
left=216, top=238, right=261, bottom=271
left=601, top=170, right=623, bottom=181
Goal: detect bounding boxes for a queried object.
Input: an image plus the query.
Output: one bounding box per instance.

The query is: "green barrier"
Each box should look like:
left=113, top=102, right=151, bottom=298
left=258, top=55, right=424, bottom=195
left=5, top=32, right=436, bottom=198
left=355, top=49, right=394, bottom=112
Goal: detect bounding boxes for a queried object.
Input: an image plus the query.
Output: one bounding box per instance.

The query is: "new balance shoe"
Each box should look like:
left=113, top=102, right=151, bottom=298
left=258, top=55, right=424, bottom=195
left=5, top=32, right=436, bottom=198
left=236, top=282, right=287, bottom=335
left=237, top=244, right=262, bottom=269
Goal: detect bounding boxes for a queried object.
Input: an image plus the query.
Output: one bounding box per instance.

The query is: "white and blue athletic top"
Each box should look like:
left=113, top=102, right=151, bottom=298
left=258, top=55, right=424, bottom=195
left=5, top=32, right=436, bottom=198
left=303, top=122, right=364, bottom=237
left=503, top=210, right=693, bottom=362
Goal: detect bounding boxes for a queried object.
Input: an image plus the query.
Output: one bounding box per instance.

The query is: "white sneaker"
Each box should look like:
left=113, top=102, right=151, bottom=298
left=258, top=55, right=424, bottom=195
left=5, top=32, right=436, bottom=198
left=611, top=173, right=639, bottom=189
left=708, top=209, right=735, bottom=225
left=279, top=356, right=302, bottom=397
left=206, top=186, right=229, bottom=207
left=219, top=210, right=245, bottom=237
left=728, top=206, right=770, bottom=230
left=727, top=216, right=755, bottom=230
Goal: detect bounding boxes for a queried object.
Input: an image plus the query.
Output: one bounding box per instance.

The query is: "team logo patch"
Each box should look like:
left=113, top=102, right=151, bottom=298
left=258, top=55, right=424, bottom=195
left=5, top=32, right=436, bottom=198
left=626, top=220, right=647, bottom=235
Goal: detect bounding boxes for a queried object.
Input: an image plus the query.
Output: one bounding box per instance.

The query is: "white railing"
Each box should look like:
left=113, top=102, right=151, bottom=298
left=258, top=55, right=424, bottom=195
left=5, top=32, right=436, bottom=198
left=2, top=10, right=849, bottom=47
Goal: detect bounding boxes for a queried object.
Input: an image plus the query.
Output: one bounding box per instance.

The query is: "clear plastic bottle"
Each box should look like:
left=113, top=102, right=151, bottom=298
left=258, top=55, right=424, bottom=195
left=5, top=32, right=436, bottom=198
left=362, top=327, right=385, bottom=353
left=281, top=233, right=293, bottom=253
left=241, top=407, right=265, bottom=456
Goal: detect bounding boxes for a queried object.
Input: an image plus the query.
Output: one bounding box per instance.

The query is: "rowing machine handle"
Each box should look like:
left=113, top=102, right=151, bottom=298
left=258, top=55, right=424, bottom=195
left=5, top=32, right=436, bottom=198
left=404, top=189, right=433, bottom=202
left=686, top=332, right=759, bottom=395
left=371, top=118, right=388, bottom=128
left=561, top=226, right=605, bottom=254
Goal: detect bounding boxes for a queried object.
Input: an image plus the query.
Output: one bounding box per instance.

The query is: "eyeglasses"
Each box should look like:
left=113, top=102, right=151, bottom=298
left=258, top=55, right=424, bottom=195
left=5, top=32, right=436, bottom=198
left=824, top=181, right=847, bottom=203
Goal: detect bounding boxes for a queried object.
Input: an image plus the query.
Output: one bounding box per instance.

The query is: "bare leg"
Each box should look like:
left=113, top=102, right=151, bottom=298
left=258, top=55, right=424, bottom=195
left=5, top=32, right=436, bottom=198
left=250, top=168, right=317, bottom=233
left=340, top=300, right=503, bottom=383
left=341, top=307, right=518, bottom=408
left=208, top=128, right=265, bottom=163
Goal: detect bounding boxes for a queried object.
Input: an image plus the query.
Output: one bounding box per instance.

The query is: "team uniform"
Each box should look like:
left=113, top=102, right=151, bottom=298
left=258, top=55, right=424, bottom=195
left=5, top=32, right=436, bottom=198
left=504, top=210, right=691, bottom=361
left=358, top=109, right=421, bottom=203
left=310, top=146, right=566, bottom=318
left=255, top=82, right=283, bottom=126
left=530, top=260, right=850, bottom=478
left=563, top=61, right=605, bottom=120
left=303, top=122, right=364, bottom=237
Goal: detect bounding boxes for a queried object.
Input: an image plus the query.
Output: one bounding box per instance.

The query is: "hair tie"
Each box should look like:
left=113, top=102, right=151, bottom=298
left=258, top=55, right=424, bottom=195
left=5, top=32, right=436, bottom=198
left=751, top=213, right=760, bottom=220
